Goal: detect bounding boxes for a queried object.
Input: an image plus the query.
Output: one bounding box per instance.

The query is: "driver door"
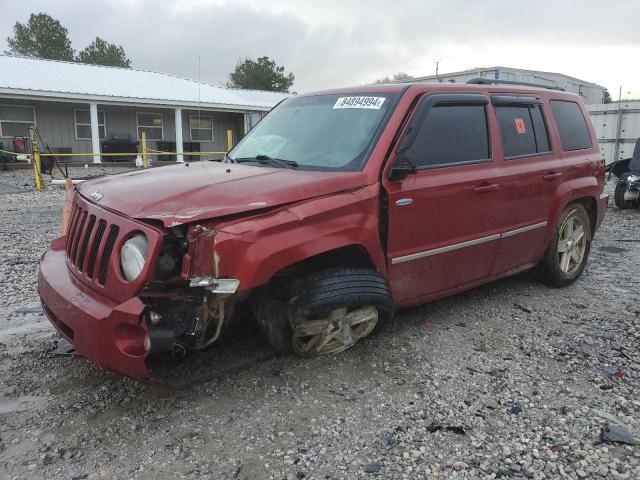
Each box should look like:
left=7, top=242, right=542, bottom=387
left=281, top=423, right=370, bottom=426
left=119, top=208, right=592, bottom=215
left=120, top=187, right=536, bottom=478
left=383, top=93, right=504, bottom=305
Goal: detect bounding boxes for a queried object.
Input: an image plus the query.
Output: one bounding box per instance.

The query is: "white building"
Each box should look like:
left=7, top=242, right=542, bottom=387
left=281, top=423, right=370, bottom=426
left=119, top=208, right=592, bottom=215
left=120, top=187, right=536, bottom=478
left=406, top=66, right=606, bottom=105
left=0, top=54, right=290, bottom=163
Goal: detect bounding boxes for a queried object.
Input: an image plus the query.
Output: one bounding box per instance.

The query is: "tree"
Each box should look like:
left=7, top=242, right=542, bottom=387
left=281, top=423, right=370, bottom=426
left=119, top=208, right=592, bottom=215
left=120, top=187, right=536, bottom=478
left=374, top=72, right=413, bottom=84
left=603, top=89, right=612, bottom=104
left=77, top=37, right=131, bottom=68
left=227, top=57, right=294, bottom=92
left=6, top=13, right=74, bottom=61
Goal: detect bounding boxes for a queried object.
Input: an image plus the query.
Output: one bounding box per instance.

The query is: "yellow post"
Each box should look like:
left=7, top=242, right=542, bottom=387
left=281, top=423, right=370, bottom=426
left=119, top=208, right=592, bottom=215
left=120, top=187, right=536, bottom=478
left=226, top=129, right=233, bottom=152
left=141, top=131, right=148, bottom=168
left=30, top=128, right=43, bottom=191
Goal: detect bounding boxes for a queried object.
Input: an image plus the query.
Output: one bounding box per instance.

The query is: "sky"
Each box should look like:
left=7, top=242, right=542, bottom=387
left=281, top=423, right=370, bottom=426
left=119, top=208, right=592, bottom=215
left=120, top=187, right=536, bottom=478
left=1, top=0, right=639, bottom=98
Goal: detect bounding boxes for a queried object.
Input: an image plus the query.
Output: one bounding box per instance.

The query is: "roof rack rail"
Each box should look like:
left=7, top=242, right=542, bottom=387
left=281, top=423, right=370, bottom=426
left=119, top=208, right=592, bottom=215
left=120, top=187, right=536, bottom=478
left=466, top=77, right=565, bottom=91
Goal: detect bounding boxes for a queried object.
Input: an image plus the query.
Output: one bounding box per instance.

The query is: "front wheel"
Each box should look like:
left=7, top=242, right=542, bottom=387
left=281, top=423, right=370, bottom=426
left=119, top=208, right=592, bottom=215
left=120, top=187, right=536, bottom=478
left=536, top=204, right=591, bottom=287
left=257, top=268, right=395, bottom=357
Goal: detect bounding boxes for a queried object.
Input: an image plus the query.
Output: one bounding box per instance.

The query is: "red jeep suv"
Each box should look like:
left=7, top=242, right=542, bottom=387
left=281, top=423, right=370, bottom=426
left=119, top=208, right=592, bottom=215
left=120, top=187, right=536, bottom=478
left=38, top=80, right=608, bottom=378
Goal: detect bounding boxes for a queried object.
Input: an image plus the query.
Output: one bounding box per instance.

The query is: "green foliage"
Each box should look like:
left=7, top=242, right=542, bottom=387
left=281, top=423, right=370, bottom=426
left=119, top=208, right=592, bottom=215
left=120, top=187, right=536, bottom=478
left=227, top=57, right=294, bottom=92
left=6, top=13, right=74, bottom=61
left=374, top=72, right=413, bottom=84
left=77, top=37, right=131, bottom=68
left=603, top=89, right=612, bottom=104
left=7, top=13, right=131, bottom=68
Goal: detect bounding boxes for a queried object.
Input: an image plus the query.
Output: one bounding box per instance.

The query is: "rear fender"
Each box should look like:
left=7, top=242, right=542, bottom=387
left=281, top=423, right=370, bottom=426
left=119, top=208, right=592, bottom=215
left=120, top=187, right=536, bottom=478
left=546, top=176, right=599, bottom=242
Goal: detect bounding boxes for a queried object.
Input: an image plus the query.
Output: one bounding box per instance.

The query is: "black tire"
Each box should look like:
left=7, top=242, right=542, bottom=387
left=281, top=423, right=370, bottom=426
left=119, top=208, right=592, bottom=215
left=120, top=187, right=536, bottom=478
left=258, top=268, right=395, bottom=356
left=290, top=268, right=395, bottom=317
left=536, top=204, right=591, bottom=288
left=614, top=174, right=635, bottom=209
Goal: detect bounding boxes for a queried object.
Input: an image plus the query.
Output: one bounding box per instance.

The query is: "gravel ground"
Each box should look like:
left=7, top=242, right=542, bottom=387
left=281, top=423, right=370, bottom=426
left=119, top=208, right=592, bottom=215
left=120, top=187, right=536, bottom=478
left=0, top=167, right=639, bottom=480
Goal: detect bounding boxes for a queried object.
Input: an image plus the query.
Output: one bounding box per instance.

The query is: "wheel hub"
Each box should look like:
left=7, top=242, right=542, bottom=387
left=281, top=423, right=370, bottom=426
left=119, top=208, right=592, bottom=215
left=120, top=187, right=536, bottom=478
left=557, top=214, right=587, bottom=275
left=292, top=305, right=378, bottom=357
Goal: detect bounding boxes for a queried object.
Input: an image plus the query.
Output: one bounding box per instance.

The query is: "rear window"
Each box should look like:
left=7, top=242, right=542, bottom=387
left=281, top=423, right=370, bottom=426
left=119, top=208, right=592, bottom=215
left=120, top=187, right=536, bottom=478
left=406, top=105, right=490, bottom=168
left=550, top=100, right=592, bottom=151
left=495, top=104, right=550, bottom=158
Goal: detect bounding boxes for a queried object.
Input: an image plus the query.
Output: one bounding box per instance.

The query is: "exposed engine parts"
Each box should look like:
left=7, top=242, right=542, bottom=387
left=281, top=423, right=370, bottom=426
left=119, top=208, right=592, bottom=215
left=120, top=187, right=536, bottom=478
left=143, top=291, right=230, bottom=356
left=139, top=224, right=240, bottom=359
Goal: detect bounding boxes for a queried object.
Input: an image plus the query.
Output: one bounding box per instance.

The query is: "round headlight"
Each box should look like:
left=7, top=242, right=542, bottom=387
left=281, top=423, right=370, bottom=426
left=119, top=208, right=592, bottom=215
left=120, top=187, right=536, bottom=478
left=120, top=233, right=148, bottom=281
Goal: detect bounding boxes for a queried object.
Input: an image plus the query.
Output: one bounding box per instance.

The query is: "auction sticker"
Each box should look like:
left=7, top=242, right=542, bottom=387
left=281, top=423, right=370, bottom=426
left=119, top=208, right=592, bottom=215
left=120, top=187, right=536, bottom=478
left=333, top=97, right=386, bottom=109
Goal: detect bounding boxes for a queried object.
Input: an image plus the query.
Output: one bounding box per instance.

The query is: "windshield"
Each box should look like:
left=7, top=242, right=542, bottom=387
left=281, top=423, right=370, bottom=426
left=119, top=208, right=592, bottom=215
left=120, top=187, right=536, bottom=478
left=228, top=93, right=398, bottom=171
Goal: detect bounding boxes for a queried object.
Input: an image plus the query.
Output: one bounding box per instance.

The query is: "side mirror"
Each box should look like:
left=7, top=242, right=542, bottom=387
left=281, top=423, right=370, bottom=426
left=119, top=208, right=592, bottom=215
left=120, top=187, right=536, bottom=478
left=388, top=154, right=416, bottom=181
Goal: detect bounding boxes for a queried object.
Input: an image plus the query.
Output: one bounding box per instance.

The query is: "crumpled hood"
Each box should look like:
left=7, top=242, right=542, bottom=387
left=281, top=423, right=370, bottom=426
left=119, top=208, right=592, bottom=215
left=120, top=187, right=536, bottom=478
left=77, top=162, right=368, bottom=227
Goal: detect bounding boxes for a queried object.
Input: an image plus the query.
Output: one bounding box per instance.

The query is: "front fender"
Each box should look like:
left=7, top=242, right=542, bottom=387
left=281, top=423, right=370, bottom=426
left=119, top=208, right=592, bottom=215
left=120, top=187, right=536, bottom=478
left=213, top=184, right=385, bottom=290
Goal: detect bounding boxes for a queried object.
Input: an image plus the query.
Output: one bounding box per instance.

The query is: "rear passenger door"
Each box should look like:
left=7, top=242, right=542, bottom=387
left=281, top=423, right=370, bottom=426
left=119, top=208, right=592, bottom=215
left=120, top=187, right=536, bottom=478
left=490, top=96, right=564, bottom=275
left=385, top=94, right=504, bottom=304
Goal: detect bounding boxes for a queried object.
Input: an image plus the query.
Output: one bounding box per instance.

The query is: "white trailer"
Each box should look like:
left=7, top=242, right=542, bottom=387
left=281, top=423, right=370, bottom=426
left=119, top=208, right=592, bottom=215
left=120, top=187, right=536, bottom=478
left=587, top=101, right=640, bottom=165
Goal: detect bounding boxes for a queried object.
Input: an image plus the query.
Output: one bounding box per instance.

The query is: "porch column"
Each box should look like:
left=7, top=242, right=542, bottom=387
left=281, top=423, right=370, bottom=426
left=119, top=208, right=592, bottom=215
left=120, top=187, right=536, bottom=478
left=175, top=108, right=184, bottom=163
left=89, top=102, right=101, bottom=163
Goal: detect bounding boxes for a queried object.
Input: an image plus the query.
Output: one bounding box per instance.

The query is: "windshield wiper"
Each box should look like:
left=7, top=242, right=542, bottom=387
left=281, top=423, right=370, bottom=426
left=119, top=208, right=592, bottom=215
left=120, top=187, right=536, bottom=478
left=234, top=154, right=298, bottom=169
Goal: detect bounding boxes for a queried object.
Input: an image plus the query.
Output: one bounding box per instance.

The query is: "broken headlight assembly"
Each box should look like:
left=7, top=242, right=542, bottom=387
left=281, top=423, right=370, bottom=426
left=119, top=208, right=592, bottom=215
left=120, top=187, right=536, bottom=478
left=120, top=233, right=148, bottom=281
left=140, top=224, right=243, bottom=358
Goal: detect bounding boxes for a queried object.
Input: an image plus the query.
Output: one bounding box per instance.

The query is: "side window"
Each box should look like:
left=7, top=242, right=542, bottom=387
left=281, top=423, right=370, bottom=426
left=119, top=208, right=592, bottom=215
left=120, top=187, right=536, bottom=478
left=550, top=100, right=592, bottom=151
left=495, top=103, right=550, bottom=158
left=406, top=105, right=489, bottom=168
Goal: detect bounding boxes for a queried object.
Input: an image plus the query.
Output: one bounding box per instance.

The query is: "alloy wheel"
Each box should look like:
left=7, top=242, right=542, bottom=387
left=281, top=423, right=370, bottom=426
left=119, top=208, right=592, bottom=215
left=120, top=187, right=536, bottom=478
left=557, top=213, right=587, bottom=275
left=292, top=306, right=378, bottom=356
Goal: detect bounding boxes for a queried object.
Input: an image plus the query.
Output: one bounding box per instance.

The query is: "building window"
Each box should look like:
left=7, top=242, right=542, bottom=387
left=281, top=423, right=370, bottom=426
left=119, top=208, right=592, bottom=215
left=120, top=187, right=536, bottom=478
left=0, top=105, right=35, bottom=137
left=136, top=112, right=163, bottom=140
left=74, top=109, right=106, bottom=140
left=189, top=115, right=213, bottom=141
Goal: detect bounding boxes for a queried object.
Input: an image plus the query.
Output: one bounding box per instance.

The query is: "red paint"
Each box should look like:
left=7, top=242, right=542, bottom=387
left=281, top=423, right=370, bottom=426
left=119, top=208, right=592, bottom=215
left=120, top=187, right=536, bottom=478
left=76, top=155, right=369, bottom=228
left=39, top=246, right=149, bottom=377
left=38, top=83, right=608, bottom=377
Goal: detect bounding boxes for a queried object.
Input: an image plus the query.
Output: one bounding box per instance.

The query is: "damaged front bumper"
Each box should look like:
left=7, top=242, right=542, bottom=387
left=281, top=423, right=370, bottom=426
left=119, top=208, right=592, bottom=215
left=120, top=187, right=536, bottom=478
left=39, top=241, right=152, bottom=378
left=39, top=239, right=240, bottom=378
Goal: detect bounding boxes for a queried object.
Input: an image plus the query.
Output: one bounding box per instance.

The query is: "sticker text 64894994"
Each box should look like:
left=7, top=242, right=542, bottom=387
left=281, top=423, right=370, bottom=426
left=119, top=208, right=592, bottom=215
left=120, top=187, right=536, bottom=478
left=333, top=97, right=386, bottom=109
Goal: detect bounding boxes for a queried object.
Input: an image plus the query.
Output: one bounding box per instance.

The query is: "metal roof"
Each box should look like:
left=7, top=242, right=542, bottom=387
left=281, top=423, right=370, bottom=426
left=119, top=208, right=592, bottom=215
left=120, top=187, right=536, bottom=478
left=406, top=66, right=604, bottom=88
left=0, top=54, right=290, bottom=111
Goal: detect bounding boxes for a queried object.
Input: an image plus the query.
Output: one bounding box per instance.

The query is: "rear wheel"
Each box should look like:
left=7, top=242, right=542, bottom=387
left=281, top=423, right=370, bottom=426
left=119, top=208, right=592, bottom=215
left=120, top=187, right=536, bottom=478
left=536, top=204, right=591, bottom=287
left=257, top=268, right=395, bottom=357
left=614, top=174, right=635, bottom=209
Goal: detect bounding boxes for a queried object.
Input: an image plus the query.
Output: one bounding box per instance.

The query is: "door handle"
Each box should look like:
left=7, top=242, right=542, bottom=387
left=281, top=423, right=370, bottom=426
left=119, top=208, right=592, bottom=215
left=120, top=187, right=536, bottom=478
left=543, top=171, right=563, bottom=181
left=474, top=183, right=500, bottom=194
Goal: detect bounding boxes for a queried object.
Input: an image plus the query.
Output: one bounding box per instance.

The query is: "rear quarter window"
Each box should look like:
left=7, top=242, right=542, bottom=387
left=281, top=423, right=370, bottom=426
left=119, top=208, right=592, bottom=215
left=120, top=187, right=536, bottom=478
left=550, top=100, right=592, bottom=151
